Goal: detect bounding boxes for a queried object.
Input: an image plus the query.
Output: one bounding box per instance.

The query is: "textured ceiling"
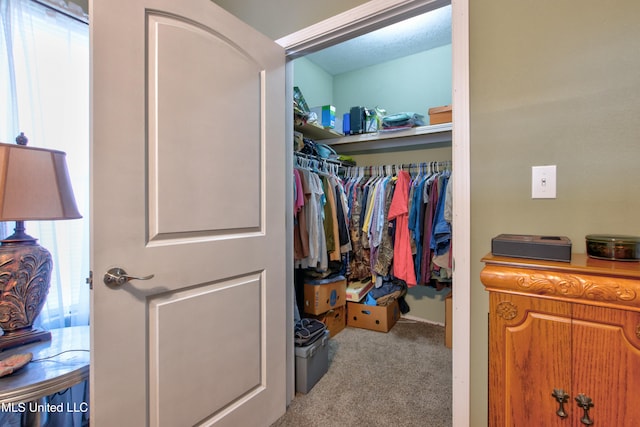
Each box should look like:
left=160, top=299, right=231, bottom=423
left=305, top=5, right=451, bottom=76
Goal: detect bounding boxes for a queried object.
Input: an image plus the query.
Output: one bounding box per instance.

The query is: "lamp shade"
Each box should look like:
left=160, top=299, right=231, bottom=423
left=0, top=142, right=81, bottom=221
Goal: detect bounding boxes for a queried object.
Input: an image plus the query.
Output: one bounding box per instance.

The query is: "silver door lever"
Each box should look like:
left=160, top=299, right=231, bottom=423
left=103, top=267, right=154, bottom=286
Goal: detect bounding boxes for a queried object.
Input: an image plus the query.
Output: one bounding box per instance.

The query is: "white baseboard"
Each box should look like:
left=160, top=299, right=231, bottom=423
left=400, top=314, right=445, bottom=327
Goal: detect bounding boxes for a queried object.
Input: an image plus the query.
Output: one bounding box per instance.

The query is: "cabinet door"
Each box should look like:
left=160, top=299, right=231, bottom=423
left=489, top=293, right=572, bottom=427
left=572, top=304, right=640, bottom=426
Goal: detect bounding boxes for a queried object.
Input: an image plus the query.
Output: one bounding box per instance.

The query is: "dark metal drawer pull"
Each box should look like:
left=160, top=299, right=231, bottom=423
left=552, top=388, right=569, bottom=418
left=575, top=394, right=594, bottom=425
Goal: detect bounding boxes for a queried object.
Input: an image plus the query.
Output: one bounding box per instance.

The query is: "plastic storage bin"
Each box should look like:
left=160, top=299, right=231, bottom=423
left=295, top=330, right=329, bottom=393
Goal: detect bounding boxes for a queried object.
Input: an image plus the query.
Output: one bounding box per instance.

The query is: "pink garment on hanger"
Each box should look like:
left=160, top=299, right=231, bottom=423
left=388, top=169, right=417, bottom=286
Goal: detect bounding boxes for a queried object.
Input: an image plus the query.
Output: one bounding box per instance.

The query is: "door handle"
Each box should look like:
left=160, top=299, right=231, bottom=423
left=103, top=267, right=154, bottom=286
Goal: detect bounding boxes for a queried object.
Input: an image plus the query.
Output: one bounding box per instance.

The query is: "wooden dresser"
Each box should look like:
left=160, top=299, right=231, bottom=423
left=481, top=253, right=640, bottom=426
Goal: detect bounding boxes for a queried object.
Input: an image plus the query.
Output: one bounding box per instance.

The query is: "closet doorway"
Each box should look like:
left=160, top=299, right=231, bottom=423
left=277, top=0, right=470, bottom=424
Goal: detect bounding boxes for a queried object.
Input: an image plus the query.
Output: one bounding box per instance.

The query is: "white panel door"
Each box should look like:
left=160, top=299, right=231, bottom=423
left=90, top=0, right=286, bottom=425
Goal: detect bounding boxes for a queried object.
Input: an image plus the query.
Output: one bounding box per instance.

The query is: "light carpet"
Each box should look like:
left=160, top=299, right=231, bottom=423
left=272, top=318, right=452, bottom=427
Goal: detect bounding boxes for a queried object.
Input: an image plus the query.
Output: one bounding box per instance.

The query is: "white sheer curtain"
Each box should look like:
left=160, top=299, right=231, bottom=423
left=0, top=0, right=89, bottom=330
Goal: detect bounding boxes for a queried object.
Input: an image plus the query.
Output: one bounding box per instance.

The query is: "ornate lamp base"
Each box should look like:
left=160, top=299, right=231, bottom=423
left=0, top=223, right=53, bottom=352
left=0, top=328, right=51, bottom=352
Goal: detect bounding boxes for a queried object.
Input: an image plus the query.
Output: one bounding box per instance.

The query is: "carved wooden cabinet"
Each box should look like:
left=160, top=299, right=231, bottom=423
left=481, top=254, right=640, bottom=426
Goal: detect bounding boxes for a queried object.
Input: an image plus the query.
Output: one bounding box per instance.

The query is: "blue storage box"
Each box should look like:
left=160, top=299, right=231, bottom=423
left=310, top=105, right=336, bottom=129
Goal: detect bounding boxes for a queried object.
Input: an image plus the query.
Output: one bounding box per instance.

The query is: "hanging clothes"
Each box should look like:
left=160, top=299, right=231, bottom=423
left=322, top=175, right=341, bottom=262
left=416, top=168, right=453, bottom=288
left=296, top=156, right=452, bottom=290
left=293, top=168, right=310, bottom=261
left=431, top=171, right=451, bottom=256
left=408, top=165, right=429, bottom=281
left=294, top=153, right=352, bottom=275
left=372, top=178, right=396, bottom=277
left=347, top=172, right=371, bottom=280
left=429, top=172, right=453, bottom=287
left=305, top=169, right=328, bottom=270
left=338, top=161, right=452, bottom=288
left=387, top=169, right=417, bottom=287
left=332, top=176, right=351, bottom=253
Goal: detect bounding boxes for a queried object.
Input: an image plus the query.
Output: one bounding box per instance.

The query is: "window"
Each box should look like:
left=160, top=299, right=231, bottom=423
left=1, top=0, right=89, bottom=328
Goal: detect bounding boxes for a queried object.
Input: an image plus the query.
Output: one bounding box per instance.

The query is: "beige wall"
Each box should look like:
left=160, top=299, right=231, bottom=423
left=211, top=0, right=369, bottom=39
left=470, top=1, right=640, bottom=424
left=212, top=0, right=640, bottom=425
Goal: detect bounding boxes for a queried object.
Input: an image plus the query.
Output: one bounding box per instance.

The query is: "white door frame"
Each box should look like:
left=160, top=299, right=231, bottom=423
left=277, top=0, right=470, bottom=425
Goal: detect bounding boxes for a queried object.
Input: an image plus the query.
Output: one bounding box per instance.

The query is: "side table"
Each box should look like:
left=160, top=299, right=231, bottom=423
left=0, top=326, right=90, bottom=425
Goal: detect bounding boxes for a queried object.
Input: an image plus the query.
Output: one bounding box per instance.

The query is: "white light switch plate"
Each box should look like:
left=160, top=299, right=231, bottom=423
left=532, top=165, right=556, bottom=199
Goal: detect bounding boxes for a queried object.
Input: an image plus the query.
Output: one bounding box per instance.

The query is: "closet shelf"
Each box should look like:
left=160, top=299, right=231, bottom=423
left=294, top=123, right=343, bottom=140
left=320, top=123, right=452, bottom=154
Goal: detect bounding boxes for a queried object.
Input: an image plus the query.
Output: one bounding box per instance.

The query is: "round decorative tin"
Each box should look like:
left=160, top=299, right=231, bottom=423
left=585, top=234, right=640, bottom=261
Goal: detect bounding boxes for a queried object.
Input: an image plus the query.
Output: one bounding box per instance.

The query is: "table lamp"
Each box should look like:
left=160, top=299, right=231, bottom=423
left=0, top=133, right=81, bottom=351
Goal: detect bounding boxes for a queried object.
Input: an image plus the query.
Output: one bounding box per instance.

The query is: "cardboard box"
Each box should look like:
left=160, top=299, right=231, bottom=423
left=428, top=105, right=452, bottom=125
left=345, top=277, right=374, bottom=302
left=308, top=306, right=345, bottom=337
left=295, top=330, right=329, bottom=394
left=303, top=277, right=347, bottom=315
left=310, top=105, right=336, bottom=129
left=346, top=299, right=400, bottom=333
left=445, top=292, right=452, bottom=349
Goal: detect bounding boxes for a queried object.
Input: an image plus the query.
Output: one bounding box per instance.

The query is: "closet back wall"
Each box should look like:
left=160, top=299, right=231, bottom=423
left=333, top=44, right=451, bottom=117
left=294, top=43, right=452, bottom=121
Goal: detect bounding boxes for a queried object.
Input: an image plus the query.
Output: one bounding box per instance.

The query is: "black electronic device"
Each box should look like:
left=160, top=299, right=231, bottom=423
left=349, top=106, right=365, bottom=135
left=491, top=234, right=572, bottom=262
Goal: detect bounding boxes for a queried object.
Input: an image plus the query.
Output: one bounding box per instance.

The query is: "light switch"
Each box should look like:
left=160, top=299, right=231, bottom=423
left=532, top=165, right=556, bottom=199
